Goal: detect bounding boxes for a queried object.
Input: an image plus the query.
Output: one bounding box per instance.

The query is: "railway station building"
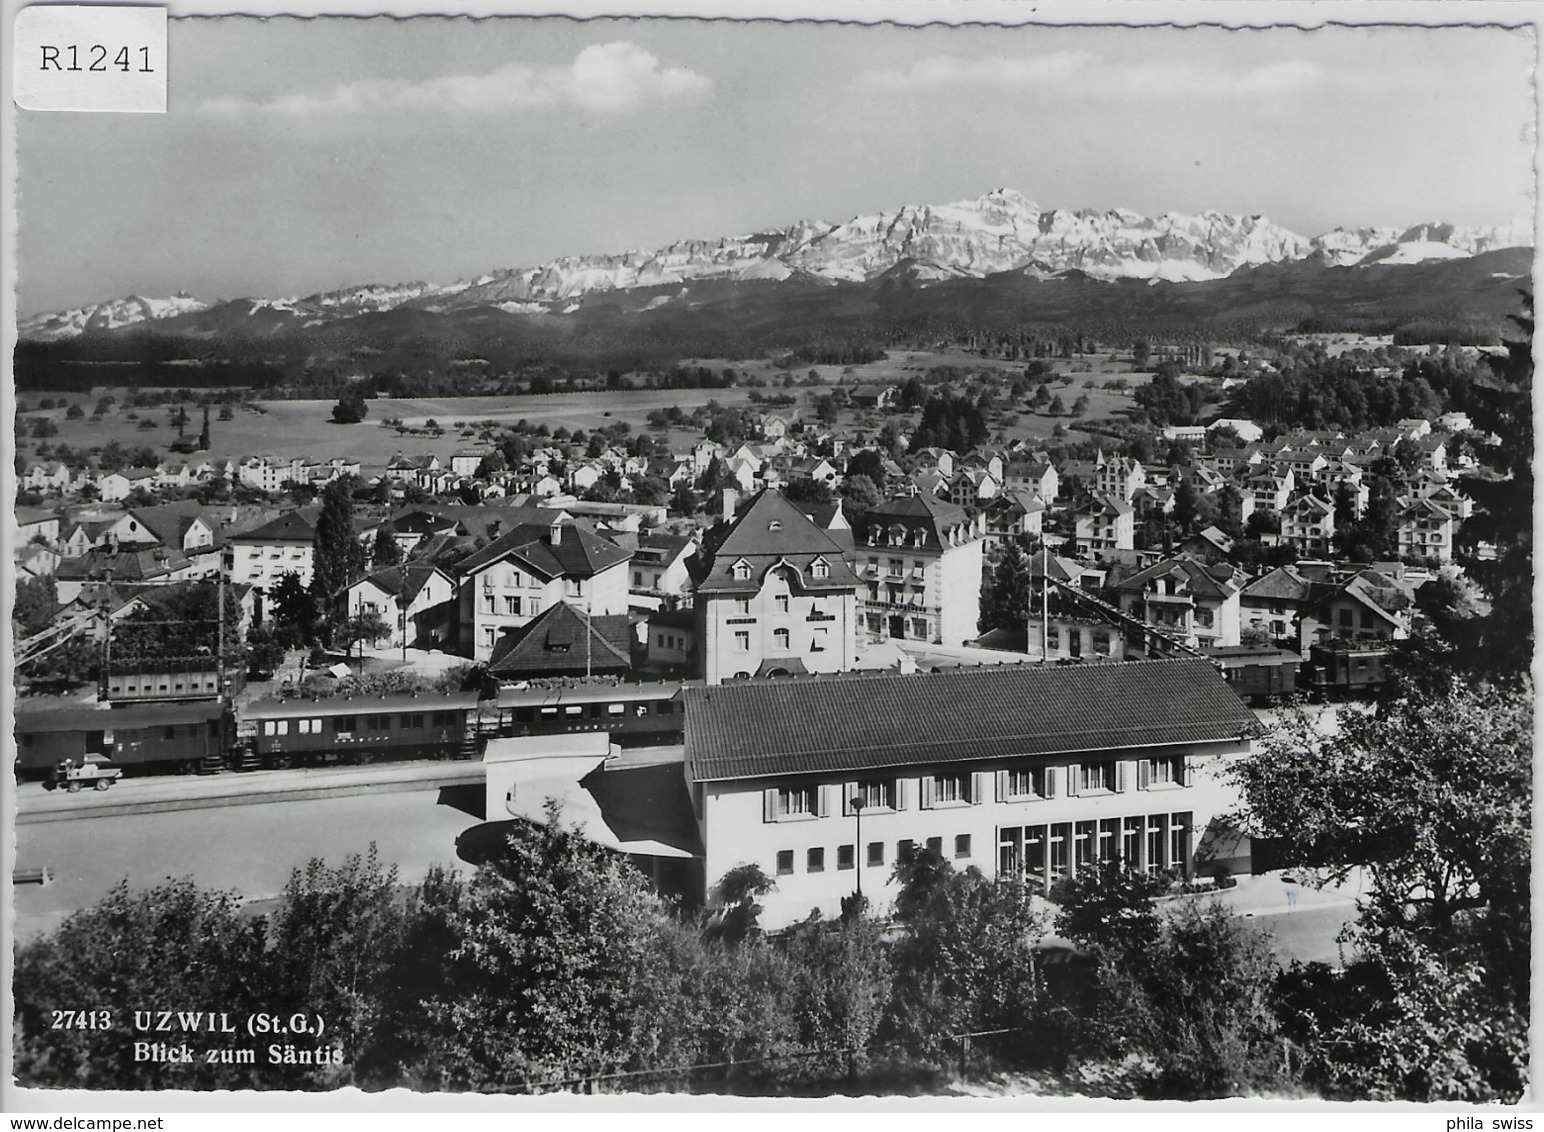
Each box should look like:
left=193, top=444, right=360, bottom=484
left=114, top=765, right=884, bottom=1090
left=682, top=658, right=1258, bottom=930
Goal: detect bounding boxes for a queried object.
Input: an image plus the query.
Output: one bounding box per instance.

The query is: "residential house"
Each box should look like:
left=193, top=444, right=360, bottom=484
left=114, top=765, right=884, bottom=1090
left=1094, top=454, right=1145, bottom=502
left=852, top=494, right=987, bottom=648
left=344, top=563, right=458, bottom=650
left=1239, top=565, right=1316, bottom=643
left=1001, top=459, right=1059, bottom=504
left=452, top=448, right=491, bottom=478
left=455, top=511, right=633, bottom=661
left=1300, top=570, right=1413, bottom=648
left=1280, top=494, right=1336, bottom=557
left=688, top=489, right=862, bottom=684
left=682, top=658, right=1259, bottom=929
left=13, top=507, right=60, bottom=551
left=948, top=467, right=1000, bottom=511
left=1073, top=493, right=1135, bottom=555
left=983, top=492, right=1046, bottom=545
left=1108, top=556, right=1243, bottom=649
left=1397, top=497, right=1458, bottom=563
left=629, top=531, right=700, bottom=609
left=229, top=509, right=322, bottom=592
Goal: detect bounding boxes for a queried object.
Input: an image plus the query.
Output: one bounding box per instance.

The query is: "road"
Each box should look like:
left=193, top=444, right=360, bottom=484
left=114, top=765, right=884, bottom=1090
left=11, top=785, right=483, bottom=945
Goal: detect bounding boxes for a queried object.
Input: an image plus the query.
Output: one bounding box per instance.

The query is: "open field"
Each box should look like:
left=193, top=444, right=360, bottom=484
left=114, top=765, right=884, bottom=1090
left=14, top=349, right=1145, bottom=475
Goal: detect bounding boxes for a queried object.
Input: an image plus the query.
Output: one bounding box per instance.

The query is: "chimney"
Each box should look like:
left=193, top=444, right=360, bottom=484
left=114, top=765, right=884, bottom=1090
left=721, top=487, right=739, bottom=524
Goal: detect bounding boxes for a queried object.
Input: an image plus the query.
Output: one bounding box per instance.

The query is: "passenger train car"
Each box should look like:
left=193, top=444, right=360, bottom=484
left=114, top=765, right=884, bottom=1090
left=487, top=681, right=686, bottom=747
left=14, top=701, right=235, bottom=780
left=243, top=692, right=482, bottom=769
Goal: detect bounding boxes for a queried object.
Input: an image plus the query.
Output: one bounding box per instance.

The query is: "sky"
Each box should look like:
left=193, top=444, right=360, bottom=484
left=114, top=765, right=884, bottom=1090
left=14, top=18, right=1538, bottom=314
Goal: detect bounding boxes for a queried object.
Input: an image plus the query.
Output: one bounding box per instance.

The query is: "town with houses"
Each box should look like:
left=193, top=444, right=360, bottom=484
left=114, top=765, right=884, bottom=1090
left=12, top=361, right=1495, bottom=935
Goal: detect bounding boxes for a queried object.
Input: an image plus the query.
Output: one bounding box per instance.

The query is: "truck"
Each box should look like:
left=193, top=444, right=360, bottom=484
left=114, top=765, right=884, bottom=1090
left=43, top=753, right=124, bottom=793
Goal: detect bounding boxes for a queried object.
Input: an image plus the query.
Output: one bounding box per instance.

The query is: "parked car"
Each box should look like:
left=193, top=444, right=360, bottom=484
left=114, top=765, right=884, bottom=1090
left=43, top=754, right=123, bottom=793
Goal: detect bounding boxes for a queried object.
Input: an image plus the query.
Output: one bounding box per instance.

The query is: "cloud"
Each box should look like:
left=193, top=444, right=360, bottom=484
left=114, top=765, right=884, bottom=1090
left=857, top=53, right=1324, bottom=98
left=198, top=41, right=712, bottom=118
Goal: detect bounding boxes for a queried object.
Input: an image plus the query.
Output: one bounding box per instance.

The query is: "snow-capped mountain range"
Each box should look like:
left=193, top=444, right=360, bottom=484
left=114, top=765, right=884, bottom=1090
left=21, top=189, right=1532, bottom=339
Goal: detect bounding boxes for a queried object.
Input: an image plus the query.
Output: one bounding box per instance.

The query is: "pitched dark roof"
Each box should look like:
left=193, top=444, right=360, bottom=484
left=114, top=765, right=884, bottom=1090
left=355, top=563, right=448, bottom=605
left=129, top=502, right=218, bottom=547
left=454, top=514, right=631, bottom=580
left=57, top=546, right=192, bottom=582
left=854, top=493, right=970, bottom=550
left=1110, top=556, right=1241, bottom=598
left=684, top=658, right=1258, bottom=782
left=232, top=509, right=318, bottom=544
left=486, top=602, right=633, bottom=677
left=1240, top=565, right=1314, bottom=603
left=692, top=489, right=861, bottom=595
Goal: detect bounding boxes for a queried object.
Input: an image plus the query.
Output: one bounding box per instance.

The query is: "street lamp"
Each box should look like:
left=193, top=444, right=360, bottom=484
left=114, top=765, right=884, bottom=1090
left=852, top=796, right=865, bottom=905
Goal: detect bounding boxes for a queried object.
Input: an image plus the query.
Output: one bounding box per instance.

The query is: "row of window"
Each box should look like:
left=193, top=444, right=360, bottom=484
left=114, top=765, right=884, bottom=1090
left=998, top=811, right=1194, bottom=879
left=260, top=710, right=460, bottom=736
left=731, top=558, right=831, bottom=581
left=733, top=627, right=829, bottom=652
left=765, top=759, right=1190, bottom=822
left=774, top=834, right=974, bottom=877
left=731, top=596, right=831, bottom=617
left=502, top=699, right=675, bottom=723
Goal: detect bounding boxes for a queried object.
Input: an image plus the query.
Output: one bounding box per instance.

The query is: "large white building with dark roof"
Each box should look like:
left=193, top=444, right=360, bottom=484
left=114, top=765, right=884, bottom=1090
left=688, top=489, right=863, bottom=685
left=682, top=658, right=1259, bottom=929
left=851, top=493, right=986, bottom=647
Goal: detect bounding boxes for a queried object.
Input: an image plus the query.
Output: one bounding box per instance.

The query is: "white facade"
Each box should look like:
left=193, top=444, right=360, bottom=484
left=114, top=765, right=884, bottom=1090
left=693, top=745, right=1246, bottom=931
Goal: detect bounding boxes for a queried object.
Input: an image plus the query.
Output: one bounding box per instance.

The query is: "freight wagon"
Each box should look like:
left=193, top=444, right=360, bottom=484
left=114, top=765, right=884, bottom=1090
left=1203, top=645, right=1301, bottom=705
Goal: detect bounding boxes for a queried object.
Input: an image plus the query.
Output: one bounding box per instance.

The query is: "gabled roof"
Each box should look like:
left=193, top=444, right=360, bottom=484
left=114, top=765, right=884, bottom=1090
left=855, top=493, right=971, bottom=550
left=684, top=658, right=1258, bottom=782
left=1240, top=565, right=1314, bottom=604
left=1111, top=555, right=1242, bottom=599
left=56, top=545, right=193, bottom=582
left=454, top=513, right=631, bottom=580
left=352, top=563, right=450, bottom=605
left=691, top=489, right=861, bottom=595
left=231, top=508, right=318, bottom=544
left=128, top=502, right=218, bottom=548
left=486, top=601, right=633, bottom=677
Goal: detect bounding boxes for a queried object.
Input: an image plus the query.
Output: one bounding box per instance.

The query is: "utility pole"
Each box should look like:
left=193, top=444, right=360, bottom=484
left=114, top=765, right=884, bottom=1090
left=1040, top=543, right=1049, bottom=661
left=853, top=797, right=865, bottom=905
left=216, top=569, right=226, bottom=698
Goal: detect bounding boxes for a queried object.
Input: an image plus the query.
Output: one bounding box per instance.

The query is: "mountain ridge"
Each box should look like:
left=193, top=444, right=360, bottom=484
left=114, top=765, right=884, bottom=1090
left=20, top=188, right=1532, bottom=339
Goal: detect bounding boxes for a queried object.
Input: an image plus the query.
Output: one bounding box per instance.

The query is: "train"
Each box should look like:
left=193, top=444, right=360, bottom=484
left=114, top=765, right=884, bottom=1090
left=1204, top=645, right=1301, bottom=705
left=1303, top=641, right=1390, bottom=698
left=13, top=680, right=689, bottom=781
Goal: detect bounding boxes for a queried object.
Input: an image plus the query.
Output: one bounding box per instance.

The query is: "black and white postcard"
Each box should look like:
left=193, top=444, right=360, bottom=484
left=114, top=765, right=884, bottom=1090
left=4, top=0, right=1536, bottom=1113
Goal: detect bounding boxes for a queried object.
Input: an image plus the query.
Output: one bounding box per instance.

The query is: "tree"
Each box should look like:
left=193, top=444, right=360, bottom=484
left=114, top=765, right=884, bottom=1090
left=265, top=848, right=408, bottom=1087
left=246, top=624, right=287, bottom=678
left=1173, top=476, right=1199, bottom=536
left=218, top=404, right=235, bottom=421
left=885, top=847, right=1045, bottom=1057
left=272, top=570, right=321, bottom=644
left=14, top=574, right=57, bottom=637
left=703, top=864, right=775, bottom=946
left=1099, top=902, right=1290, bottom=1098
left=339, top=611, right=392, bottom=660
left=981, top=542, right=1032, bottom=635
left=14, top=879, right=271, bottom=1089
left=1229, top=674, right=1531, bottom=1100
left=312, top=477, right=366, bottom=620
left=65, top=403, right=84, bottom=420
left=371, top=526, right=404, bottom=569
left=1050, top=861, right=1168, bottom=954
left=475, top=450, right=508, bottom=480
left=199, top=405, right=211, bottom=450
left=838, top=474, right=882, bottom=528
left=408, top=802, right=698, bottom=1090
left=332, top=391, right=368, bottom=425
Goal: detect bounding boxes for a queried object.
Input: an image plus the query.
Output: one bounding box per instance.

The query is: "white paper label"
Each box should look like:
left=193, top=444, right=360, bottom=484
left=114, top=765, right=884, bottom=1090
left=13, top=6, right=167, bottom=113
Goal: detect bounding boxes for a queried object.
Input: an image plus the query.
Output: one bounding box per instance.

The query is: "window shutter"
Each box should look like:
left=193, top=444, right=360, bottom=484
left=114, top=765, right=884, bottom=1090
left=1178, top=755, right=1191, bottom=787
left=1067, top=764, right=1080, bottom=797
left=1138, top=759, right=1151, bottom=790
left=995, top=769, right=1008, bottom=803
left=1045, top=767, right=1057, bottom=798
left=842, top=782, right=857, bottom=817
left=895, top=778, right=908, bottom=811
left=920, top=776, right=935, bottom=810
left=971, top=772, right=985, bottom=805
left=1116, top=761, right=1128, bottom=793
left=763, top=788, right=777, bottom=823
left=818, top=784, right=832, bottom=818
